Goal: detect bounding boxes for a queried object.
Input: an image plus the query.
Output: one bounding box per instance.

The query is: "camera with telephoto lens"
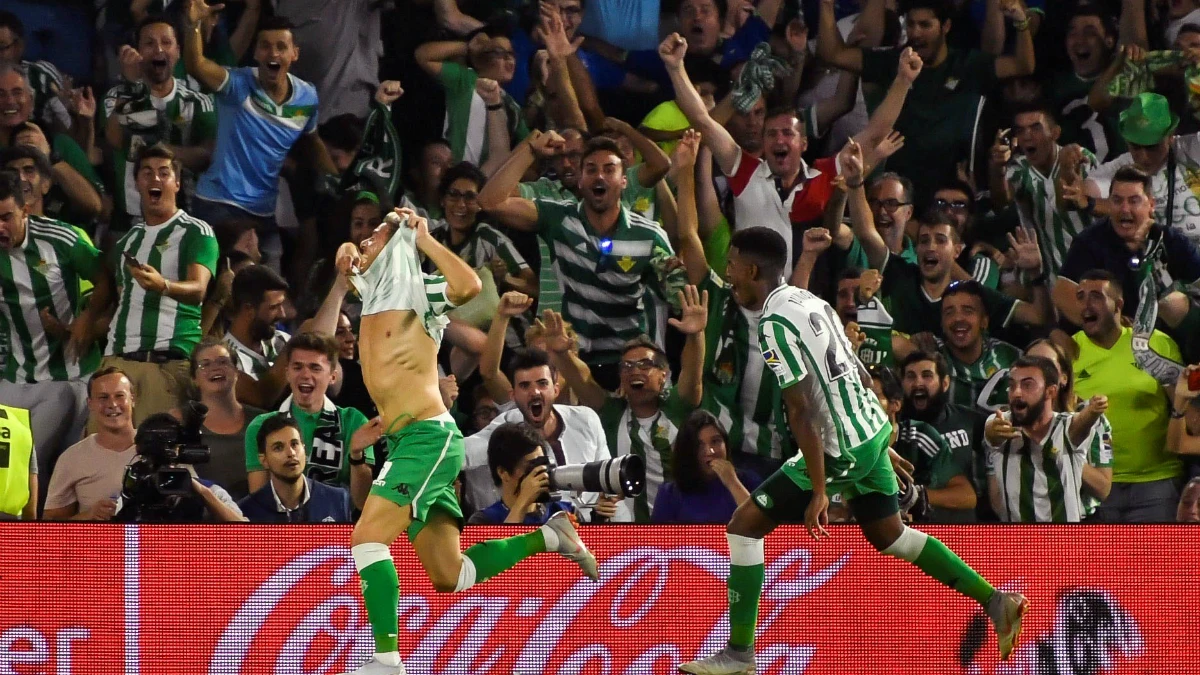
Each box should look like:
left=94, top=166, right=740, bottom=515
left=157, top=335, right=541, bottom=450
left=525, top=453, right=646, bottom=503
left=117, top=403, right=211, bottom=522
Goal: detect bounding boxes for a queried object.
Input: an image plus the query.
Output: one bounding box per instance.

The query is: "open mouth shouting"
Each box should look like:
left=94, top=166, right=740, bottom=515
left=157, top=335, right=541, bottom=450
left=1080, top=307, right=1101, bottom=332
left=0, top=106, right=20, bottom=123
left=148, top=55, right=171, bottom=80
left=920, top=252, right=940, bottom=274
left=265, top=60, right=283, bottom=78
left=526, top=396, right=548, bottom=424
left=947, top=321, right=973, bottom=345
left=296, top=382, right=316, bottom=399
left=146, top=186, right=165, bottom=206
left=909, top=387, right=930, bottom=409
left=627, top=374, right=648, bottom=392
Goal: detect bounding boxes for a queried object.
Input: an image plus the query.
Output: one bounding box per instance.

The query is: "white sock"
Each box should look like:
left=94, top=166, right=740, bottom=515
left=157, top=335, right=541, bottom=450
left=454, top=556, right=478, bottom=592
left=881, top=526, right=929, bottom=563
left=350, top=542, right=391, bottom=572
left=540, top=522, right=561, bottom=551
left=373, top=651, right=401, bottom=666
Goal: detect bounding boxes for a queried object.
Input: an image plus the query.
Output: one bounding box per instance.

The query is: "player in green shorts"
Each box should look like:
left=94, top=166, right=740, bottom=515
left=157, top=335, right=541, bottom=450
left=336, top=208, right=598, bottom=675
left=677, top=227, right=1029, bottom=675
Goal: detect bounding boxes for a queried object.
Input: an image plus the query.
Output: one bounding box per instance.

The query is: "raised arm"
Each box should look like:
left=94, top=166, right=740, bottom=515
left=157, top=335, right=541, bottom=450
left=228, top=0, right=263, bottom=62
left=660, top=33, right=742, bottom=176
left=184, top=0, right=231, bottom=93
left=852, top=48, right=922, bottom=152
left=407, top=209, right=482, bottom=305
left=668, top=286, right=708, bottom=407
left=1068, top=396, right=1108, bottom=449
left=478, top=130, right=564, bottom=230
left=671, top=130, right=711, bottom=286
left=994, top=0, right=1036, bottom=80
left=476, top=78, right=513, bottom=176
left=541, top=310, right=609, bottom=410
left=537, top=4, right=589, bottom=132
left=841, top=139, right=889, bottom=270
left=816, top=0, right=864, bottom=74
left=415, top=34, right=485, bottom=79
left=604, top=117, right=671, bottom=188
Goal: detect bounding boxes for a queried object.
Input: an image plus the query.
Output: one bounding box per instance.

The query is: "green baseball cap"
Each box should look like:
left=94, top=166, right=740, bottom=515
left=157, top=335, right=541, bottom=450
left=1119, top=92, right=1179, bottom=146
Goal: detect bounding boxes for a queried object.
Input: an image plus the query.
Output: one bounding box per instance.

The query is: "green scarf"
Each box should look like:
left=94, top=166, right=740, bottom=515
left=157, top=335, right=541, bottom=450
left=1107, top=50, right=1200, bottom=120
left=340, top=99, right=404, bottom=201
left=1131, top=233, right=1185, bottom=386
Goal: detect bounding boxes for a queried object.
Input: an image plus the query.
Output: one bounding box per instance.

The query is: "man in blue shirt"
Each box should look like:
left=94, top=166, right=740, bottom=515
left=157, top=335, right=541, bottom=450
left=239, top=412, right=353, bottom=523
left=181, top=2, right=338, bottom=237
left=467, top=422, right=575, bottom=525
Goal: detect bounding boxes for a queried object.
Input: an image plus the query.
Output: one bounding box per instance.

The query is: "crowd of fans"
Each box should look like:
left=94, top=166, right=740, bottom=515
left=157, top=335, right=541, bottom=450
left=2, top=0, right=1200, bottom=526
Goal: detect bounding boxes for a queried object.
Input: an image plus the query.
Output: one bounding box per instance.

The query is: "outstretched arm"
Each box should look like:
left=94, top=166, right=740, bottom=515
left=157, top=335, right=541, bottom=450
left=660, top=33, right=742, bottom=176
left=479, top=130, right=565, bottom=230
left=183, top=0, right=231, bottom=92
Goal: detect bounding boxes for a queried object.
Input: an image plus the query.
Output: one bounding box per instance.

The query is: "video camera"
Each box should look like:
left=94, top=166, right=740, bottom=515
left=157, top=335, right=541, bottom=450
left=526, top=453, right=646, bottom=502
left=117, top=403, right=211, bottom=522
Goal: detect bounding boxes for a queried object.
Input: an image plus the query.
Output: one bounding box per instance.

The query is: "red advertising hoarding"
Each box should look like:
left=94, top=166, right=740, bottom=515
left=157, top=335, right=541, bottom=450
left=0, top=524, right=1195, bottom=674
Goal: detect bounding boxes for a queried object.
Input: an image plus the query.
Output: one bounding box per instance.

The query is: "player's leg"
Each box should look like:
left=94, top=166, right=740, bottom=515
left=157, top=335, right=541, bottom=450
left=678, top=470, right=793, bottom=675
left=347, top=495, right=413, bottom=674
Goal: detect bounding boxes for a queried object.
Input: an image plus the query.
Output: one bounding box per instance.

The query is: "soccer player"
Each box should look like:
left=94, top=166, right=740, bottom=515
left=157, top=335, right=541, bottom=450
left=677, top=226, right=1028, bottom=675
left=336, top=207, right=596, bottom=675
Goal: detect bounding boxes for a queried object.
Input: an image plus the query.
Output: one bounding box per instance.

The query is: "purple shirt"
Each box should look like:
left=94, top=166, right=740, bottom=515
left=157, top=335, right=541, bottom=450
left=650, top=470, right=762, bottom=524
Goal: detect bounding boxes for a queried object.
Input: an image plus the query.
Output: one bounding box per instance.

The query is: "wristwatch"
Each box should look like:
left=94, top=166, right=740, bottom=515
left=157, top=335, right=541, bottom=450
left=349, top=452, right=367, bottom=465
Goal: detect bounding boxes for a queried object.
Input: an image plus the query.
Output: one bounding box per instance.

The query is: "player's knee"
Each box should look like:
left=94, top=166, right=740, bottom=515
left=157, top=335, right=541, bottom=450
left=428, top=563, right=461, bottom=593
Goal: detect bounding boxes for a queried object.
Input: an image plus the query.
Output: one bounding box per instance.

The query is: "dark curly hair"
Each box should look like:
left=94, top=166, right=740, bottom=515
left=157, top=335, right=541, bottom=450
left=671, top=410, right=732, bottom=495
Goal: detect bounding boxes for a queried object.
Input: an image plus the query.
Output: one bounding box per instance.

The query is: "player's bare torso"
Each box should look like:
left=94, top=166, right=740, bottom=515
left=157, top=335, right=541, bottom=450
left=358, top=309, right=445, bottom=433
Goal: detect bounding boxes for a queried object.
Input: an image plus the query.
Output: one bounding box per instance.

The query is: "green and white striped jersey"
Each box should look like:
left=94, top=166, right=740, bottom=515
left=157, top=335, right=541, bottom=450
left=225, top=329, right=290, bottom=381
left=100, top=79, right=217, bottom=230
left=700, top=271, right=787, bottom=459
left=598, top=387, right=692, bottom=522
left=758, top=285, right=889, bottom=456
left=428, top=219, right=528, bottom=273
left=987, top=411, right=1106, bottom=522
left=940, top=337, right=1022, bottom=414
left=533, top=198, right=680, bottom=363
left=1005, top=146, right=1096, bottom=280
left=0, top=216, right=102, bottom=383
left=106, top=210, right=219, bottom=357
left=1076, top=405, right=1115, bottom=518
left=21, top=60, right=66, bottom=129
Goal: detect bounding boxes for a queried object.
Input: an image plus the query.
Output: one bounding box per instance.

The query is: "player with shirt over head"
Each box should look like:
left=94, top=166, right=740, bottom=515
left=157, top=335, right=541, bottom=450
left=336, top=207, right=596, bottom=675
left=677, top=226, right=1029, bottom=675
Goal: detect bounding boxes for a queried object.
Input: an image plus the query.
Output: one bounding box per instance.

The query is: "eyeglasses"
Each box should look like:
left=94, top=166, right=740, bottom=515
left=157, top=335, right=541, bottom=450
left=620, top=358, right=663, bottom=372
left=868, top=198, right=911, bottom=212
left=444, top=188, right=479, bottom=203
left=934, top=198, right=970, bottom=212
left=197, top=357, right=234, bottom=370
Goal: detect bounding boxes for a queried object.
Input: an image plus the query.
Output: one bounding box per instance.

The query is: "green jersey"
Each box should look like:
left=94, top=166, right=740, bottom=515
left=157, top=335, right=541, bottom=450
left=106, top=210, right=219, bottom=357
left=1005, top=146, right=1096, bottom=279
left=518, top=179, right=574, bottom=315
left=987, top=411, right=1102, bottom=522
left=1075, top=404, right=1115, bottom=518
left=855, top=296, right=896, bottom=368
left=598, top=387, right=693, bottom=521
left=0, top=216, right=102, bottom=383
left=533, top=198, right=680, bottom=363
left=758, top=285, right=890, bottom=456
left=1045, top=69, right=1124, bottom=163
left=880, top=252, right=1018, bottom=337
left=100, top=79, right=217, bottom=230
left=428, top=220, right=528, bottom=273
left=225, top=329, right=290, bottom=381
left=940, top=337, right=1022, bottom=414
left=245, top=397, right=373, bottom=488
left=700, top=270, right=788, bottom=459
left=894, top=418, right=972, bottom=522
left=924, top=402, right=986, bottom=520
left=340, top=99, right=403, bottom=199
left=439, top=62, right=529, bottom=166
left=21, top=60, right=65, bottom=129
left=620, top=165, right=659, bottom=221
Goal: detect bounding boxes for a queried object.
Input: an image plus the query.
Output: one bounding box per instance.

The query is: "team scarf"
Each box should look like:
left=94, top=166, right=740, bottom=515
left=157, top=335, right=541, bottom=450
left=1131, top=233, right=1186, bottom=386
left=732, top=43, right=792, bottom=113
left=279, top=395, right=344, bottom=484
left=339, top=98, right=403, bottom=201
left=1106, top=50, right=1200, bottom=121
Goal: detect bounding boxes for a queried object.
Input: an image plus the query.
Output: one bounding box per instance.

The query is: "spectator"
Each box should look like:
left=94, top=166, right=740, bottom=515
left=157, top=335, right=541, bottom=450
left=464, top=347, right=629, bottom=522
left=872, top=363, right=976, bottom=523
left=1071, top=270, right=1184, bottom=522
left=0, top=67, right=105, bottom=223
left=239, top=412, right=353, bottom=523
left=176, top=338, right=265, bottom=501
left=102, top=16, right=216, bottom=236
left=1178, top=476, right=1200, bottom=522
left=467, top=421, right=576, bottom=525
left=936, top=281, right=1023, bottom=414
left=183, top=4, right=338, bottom=255
left=1167, top=366, right=1200, bottom=469
left=0, top=403, right=36, bottom=520
left=404, top=138, right=453, bottom=220
left=43, top=367, right=137, bottom=521
left=467, top=383, right=502, bottom=434
left=224, top=264, right=290, bottom=406
left=1046, top=8, right=1121, bottom=162
left=71, top=143, right=218, bottom=427
left=0, top=170, right=102, bottom=498
left=898, top=350, right=986, bottom=522
left=479, top=291, right=587, bottom=410
left=985, top=355, right=1109, bottom=523
left=1, top=142, right=101, bottom=228
left=0, top=11, right=68, bottom=132
left=330, top=311, right=377, bottom=419
left=480, top=133, right=685, bottom=386
left=651, top=410, right=760, bottom=524
left=244, top=332, right=380, bottom=510
left=544, top=291, right=707, bottom=520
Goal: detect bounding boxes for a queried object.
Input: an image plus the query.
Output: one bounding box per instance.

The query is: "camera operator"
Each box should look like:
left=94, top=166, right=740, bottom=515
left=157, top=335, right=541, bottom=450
left=43, top=367, right=137, bottom=521
left=463, top=348, right=630, bottom=522
left=238, top=413, right=353, bottom=523
left=467, top=422, right=575, bottom=525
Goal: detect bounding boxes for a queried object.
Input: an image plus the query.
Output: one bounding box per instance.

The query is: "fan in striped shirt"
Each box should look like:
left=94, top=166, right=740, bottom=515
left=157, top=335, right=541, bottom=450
left=70, top=144, right=218, bottom=427
left=985, top=356, right=1109, bottom=523
left=0, top=172, right=103, bottom=491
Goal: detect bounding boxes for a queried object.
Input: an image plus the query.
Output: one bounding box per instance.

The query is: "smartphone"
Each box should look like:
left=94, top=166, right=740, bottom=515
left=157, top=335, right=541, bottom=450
left=123, top=251, right=140, bottom=267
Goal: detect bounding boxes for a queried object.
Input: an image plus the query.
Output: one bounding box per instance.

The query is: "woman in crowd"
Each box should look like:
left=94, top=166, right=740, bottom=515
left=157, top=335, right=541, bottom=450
left=652, top=410, right=760, bottom=524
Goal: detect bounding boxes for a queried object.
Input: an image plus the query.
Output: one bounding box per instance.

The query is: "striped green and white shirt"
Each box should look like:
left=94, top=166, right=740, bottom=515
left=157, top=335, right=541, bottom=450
left=1005, top=146, right=1096, bottom=280
left=106, top=210, right=219, bottom=357
left=428, top=220, right=529, bottom=273
left=940, top=338, right=1022, bottom=415
left=758, top=285, right=889, bottom=457
left=987, top=411, right=1106, bottom=522
left=225, top=329, right=290, bottom=381
left=0, top=216, right=102, bottom=383
left=534, top=199, right=680, bottom=363
left=598, top=387, right=693, bottom=521
left=700, top=271, right=787, bottom=459
left=1076, top=405, right=1115, bottom=518
left=22, top=60, right=67, bottom=129
left=100, top=79, right=217, bottom=230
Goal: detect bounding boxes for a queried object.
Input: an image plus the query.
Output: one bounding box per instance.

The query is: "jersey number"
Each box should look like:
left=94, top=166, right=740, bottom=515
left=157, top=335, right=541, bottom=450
left=807, top=306, right=852, bottom=381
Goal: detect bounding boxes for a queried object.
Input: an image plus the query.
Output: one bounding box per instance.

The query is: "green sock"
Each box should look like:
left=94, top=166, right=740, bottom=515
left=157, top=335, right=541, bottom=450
left=358, top=558, right=400, bottom=653
left=912, top=535, right=995, bottom=606
left=463, top=530, right=547, bottom=583
left=727, top=563, right=765, bottom=650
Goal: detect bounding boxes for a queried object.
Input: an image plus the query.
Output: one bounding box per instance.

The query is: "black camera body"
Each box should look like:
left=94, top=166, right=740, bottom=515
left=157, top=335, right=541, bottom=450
left=118, top=403, right=211, bottom=522
left=525, top=453, right=646, bottom=503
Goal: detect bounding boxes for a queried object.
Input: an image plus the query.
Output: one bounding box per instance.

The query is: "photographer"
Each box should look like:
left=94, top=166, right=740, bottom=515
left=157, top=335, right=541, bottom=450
left=468, top=422, right=575, bottom=525
left=239, top=413, right=352, bottom=523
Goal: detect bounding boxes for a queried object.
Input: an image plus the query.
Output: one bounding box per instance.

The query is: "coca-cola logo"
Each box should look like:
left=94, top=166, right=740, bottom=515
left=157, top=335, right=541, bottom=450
left=208, top=545, right=850, bottom=674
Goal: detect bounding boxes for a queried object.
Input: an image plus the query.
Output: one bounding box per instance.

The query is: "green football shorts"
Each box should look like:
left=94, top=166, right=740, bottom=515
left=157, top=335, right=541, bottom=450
left=750, top=423, right=900, bottom=523
left=371, top=412, right=465, bottom=541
